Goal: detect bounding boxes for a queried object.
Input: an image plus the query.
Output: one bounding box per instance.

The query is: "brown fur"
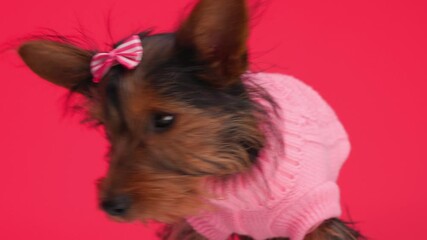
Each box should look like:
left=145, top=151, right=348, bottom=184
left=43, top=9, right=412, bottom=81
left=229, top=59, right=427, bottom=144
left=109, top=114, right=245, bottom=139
left=303, top=219, right=363, bottom=240
left=18, top=0, right=362, bottom=239
left=95, top=76, right=264, bottom=222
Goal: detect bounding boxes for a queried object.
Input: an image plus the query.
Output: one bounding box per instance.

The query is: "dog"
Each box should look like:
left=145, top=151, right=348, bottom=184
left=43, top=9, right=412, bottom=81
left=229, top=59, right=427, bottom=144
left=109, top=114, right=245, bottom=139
left=18, top=0, right=362, bottom=239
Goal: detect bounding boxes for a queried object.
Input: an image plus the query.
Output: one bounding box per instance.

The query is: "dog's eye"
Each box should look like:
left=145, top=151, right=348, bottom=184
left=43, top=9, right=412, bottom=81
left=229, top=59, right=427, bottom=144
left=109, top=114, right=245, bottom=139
left=153, top=113, right=175, bottom=132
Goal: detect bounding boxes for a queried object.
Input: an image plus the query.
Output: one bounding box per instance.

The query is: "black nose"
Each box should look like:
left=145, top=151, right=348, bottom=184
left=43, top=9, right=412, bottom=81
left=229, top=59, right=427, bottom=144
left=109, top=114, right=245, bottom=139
left=101, top=195, right=132, bottom=216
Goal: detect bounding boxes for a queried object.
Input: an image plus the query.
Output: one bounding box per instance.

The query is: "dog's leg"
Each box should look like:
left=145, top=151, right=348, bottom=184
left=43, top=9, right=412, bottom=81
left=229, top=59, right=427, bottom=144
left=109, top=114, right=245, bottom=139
left=303, top=218, right=363, bottom=240
left=158, top=220, right=207, bottom=240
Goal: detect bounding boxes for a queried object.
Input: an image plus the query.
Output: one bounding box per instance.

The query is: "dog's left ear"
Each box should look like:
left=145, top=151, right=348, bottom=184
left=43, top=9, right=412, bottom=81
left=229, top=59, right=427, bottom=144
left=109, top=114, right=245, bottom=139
left=176, top=0, right=249, bottom=86
left=19, top=40, right=94, bottom=95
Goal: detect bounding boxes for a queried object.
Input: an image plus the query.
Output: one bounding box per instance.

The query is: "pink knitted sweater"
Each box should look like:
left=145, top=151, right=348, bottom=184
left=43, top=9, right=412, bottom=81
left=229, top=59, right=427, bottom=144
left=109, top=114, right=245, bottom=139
left=186, top=73, right=351, bottom=240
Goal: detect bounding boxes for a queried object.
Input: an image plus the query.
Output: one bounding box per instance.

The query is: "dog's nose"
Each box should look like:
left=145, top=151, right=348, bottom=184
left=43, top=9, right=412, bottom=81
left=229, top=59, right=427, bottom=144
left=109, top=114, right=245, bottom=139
left=101, top=195, right=132, bottom=216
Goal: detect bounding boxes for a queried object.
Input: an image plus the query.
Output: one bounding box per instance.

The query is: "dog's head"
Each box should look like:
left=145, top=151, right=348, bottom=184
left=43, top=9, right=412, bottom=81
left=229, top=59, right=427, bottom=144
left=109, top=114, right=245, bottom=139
left=18, top=0, right=271, bottom=223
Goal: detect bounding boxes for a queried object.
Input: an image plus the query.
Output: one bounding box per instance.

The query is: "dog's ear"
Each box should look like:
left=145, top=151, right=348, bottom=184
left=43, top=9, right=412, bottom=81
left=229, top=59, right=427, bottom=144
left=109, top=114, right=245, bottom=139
left=176, top=0, right=249, bottom=86
left=19, top=40, right=94, bottom=93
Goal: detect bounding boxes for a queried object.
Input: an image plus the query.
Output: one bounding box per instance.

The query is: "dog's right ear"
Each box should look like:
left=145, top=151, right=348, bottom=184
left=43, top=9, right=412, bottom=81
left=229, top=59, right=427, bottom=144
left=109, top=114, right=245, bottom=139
left=176, top=0, right=249, bottom=87
left=19, top=40, right=94, bottom=93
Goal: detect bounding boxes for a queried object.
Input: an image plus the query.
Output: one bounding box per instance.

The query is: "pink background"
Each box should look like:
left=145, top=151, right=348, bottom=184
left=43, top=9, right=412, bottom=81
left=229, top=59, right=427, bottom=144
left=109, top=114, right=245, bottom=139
left=1, top=0, right=426, bottom=239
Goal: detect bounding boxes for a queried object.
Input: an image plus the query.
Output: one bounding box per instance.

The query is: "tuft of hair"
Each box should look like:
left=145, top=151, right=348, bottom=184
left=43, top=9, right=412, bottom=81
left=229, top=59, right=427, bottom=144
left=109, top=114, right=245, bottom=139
left=303, top=218, right=365, bottom=240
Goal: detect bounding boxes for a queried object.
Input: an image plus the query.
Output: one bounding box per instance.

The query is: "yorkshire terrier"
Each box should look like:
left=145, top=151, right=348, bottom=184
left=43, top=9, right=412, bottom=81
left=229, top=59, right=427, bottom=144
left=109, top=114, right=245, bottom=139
left=18, top=0, right=362, bottom=239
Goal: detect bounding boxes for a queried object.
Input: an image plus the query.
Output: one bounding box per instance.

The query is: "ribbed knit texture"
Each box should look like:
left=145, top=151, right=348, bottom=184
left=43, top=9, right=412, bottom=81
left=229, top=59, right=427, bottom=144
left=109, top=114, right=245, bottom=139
left=186, top=73, right=351, bottom=240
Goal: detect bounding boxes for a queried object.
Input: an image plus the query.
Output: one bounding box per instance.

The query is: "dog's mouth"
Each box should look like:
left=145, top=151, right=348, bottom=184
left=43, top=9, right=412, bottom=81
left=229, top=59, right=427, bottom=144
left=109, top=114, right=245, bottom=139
left=104, top=210, right=182, bottom=225
left=107, top=214, right=134, bottom=223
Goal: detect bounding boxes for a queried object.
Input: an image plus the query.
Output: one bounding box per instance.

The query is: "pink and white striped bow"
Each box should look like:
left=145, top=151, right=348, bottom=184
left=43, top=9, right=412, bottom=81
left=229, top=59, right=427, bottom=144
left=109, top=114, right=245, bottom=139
left=90, top=35, right=143, bottom=83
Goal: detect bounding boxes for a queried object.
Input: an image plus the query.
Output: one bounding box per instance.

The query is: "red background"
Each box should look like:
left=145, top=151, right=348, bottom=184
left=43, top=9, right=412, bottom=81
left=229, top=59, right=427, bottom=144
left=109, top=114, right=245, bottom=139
left=1, top=0, right=426, bottom=239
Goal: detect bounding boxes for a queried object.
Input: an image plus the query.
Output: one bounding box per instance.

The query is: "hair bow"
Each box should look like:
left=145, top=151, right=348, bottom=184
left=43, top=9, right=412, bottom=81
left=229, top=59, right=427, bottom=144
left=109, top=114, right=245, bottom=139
left=90, top=35, right=143, bottom=83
